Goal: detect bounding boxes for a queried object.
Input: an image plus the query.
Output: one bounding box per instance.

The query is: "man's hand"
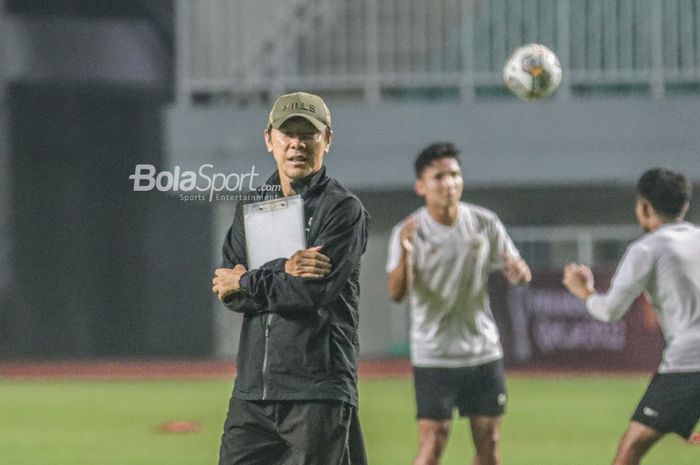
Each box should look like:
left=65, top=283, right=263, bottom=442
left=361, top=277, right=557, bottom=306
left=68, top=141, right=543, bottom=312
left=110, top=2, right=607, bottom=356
left=502, top=255, right=532, bottom=286
left=562, top=263, right=595, bottom=300
left=388, top=217, right=417, bottom=302
left=399, top=218, right=417, bottom=254
left=284, top=245, right=332, bottom=278
left=212, top=264, right=247, bottom=300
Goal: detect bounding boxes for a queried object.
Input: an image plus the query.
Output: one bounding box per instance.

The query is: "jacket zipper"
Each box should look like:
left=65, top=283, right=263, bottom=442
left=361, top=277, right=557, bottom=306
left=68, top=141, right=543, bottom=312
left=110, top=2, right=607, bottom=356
left=261, top=313, right=273, bottom=400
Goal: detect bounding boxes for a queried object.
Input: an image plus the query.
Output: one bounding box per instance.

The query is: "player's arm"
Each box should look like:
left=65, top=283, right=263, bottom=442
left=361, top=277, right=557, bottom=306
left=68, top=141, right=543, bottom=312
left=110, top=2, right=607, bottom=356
left=237, top=197, right=368, bottom=314
left=387, top=218, right=417, bottom=302
left=563, top=243, right=653, bottom=322
left=487, top=215, right=531, bottom=286
left=502, top=255, right=531, bottom=286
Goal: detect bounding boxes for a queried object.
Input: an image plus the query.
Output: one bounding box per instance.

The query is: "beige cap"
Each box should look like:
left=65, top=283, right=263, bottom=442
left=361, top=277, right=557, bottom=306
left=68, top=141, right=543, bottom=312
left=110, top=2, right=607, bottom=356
left=268, top=92, right=331, bottom=131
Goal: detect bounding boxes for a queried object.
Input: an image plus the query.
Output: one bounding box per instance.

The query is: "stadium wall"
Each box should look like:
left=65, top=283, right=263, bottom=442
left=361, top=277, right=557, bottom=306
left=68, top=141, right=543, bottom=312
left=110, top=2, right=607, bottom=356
left=3, top=3, right=699, bottom=363
left=175, top=97, right=700, bottom=360
left=166, top=96, right=700, bottom=191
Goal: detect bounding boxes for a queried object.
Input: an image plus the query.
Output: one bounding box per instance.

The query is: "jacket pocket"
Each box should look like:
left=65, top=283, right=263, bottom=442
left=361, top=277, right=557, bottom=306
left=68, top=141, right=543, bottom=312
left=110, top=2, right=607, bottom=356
left=268, top=315, right=331, bottom=381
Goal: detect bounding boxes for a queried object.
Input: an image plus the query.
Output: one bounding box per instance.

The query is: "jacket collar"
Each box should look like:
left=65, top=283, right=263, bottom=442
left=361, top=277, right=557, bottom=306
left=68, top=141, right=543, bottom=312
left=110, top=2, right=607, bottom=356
left=263, top=166, right=329, bottom=199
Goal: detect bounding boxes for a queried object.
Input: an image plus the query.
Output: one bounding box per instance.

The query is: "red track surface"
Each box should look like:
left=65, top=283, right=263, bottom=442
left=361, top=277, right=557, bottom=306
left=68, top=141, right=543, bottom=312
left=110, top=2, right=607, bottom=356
left=0, top=359, right=413, bottom=380
left=0, top=359, right=650, bottom=380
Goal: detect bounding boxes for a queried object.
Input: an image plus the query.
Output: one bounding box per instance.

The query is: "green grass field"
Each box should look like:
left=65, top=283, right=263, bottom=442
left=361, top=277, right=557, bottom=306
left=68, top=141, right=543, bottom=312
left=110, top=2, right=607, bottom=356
left=0, top=376, right=697, bottom=465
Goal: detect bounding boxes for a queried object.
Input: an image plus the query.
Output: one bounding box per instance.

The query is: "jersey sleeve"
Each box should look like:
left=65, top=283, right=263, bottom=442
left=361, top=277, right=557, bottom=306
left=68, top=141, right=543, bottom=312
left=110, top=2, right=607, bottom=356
left=386, top=223, right=404, bottom=273
left=586, top=241, right=654, bottom=322
left=487, top=214, right=520, bottom=272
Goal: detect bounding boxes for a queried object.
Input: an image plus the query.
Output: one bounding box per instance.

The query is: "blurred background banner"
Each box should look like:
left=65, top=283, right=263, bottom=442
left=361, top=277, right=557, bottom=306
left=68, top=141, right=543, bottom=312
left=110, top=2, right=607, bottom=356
left=0, top=0, right=697, bottom=368
left=492, top=271, right=664, bottom=371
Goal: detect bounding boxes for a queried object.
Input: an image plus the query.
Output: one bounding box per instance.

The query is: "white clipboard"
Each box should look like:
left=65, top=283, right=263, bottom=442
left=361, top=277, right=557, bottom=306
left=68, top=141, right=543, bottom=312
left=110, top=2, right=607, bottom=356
left=243, top=195, right=307, bottom=269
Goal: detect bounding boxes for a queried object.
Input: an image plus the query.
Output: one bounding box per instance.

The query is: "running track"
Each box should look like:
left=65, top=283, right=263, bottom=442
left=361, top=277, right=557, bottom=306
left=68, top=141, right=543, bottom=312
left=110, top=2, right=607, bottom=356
left=0, top=360, right=649, bottom=380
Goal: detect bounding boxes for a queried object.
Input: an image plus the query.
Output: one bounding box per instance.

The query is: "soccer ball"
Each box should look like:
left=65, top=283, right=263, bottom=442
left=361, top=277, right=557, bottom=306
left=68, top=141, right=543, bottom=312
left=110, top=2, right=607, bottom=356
left=503, top=44, right=562, bottom=101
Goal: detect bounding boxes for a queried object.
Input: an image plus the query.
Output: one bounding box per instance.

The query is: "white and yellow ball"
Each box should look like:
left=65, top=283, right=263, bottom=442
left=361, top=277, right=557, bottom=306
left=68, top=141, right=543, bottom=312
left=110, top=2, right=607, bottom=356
left=503, top=43, right=562, bottom=101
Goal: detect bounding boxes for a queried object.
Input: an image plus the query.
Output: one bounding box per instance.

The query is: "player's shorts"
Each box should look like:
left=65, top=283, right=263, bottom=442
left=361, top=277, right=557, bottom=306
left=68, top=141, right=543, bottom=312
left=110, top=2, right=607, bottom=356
left=631, top=371, right=700, bottom=439
left=413, top=360, right=507, bottom=420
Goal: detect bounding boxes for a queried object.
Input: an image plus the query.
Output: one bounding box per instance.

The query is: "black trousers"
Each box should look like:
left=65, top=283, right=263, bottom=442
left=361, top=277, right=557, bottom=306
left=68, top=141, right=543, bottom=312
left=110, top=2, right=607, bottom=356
left=219, top=397, right=368, bottom=465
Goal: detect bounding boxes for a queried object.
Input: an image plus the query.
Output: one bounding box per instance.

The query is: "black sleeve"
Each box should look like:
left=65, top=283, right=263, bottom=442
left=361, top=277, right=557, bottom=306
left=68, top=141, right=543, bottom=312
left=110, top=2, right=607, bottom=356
left=238, top=196, right=368, bottom=314
left=220, top=202, right=271, bottom=314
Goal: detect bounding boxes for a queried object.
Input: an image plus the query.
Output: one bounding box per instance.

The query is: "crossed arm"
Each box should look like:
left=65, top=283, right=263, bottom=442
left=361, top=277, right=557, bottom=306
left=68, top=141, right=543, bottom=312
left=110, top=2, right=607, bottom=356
left=212, top=198, right=367, bottom=314
left=212, top=246, right=331, bottom=300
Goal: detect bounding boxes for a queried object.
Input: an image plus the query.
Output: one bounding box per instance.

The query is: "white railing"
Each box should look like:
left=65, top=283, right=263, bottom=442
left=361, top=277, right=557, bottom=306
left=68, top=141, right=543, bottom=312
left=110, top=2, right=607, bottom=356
left=509, top=224, right=641, bottom=270
left=177, top=0, right=700, bottom=103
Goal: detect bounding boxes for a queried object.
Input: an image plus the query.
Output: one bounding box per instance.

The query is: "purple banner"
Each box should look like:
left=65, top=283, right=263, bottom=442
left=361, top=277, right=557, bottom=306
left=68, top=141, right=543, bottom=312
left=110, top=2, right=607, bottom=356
left=491, top=271, right=664, bottom=371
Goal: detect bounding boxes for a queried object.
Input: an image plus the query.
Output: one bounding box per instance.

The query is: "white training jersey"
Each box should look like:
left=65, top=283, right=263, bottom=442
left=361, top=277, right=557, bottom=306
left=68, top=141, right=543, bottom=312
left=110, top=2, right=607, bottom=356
left=387, top=203, right=520, bottom=367
left=587, top=222, right=700, bottom=373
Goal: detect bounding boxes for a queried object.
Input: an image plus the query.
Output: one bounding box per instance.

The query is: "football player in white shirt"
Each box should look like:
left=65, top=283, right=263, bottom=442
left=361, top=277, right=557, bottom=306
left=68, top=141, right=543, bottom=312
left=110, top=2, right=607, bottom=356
left=387, top=143, right=531, bottom=465
left=563, top=168, right=700, bottom=465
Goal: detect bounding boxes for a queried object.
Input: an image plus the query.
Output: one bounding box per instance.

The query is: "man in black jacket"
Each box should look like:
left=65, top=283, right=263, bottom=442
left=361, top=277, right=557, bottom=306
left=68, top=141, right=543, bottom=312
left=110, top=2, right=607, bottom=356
left=212, top=92, right=369, bottom=465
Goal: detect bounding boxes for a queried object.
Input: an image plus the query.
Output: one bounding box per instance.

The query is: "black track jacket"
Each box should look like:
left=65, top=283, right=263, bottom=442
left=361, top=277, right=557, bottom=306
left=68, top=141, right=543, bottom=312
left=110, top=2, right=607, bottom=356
left=221, top=167, right=369, bottom=407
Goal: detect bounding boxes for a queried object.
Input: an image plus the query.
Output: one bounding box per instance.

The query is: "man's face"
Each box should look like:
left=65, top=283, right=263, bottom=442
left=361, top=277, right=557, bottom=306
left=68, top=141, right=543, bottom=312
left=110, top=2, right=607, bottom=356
left=635, top=197, right=653, bottom=232
left=415, top=157, right=463, bottom=209
left=264, top=117, right=332, bottom=182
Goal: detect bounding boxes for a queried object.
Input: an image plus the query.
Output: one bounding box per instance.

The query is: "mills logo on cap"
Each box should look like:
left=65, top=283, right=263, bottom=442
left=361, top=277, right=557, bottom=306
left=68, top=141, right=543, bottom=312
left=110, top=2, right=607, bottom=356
left=268, top=92, right=332, bottom=131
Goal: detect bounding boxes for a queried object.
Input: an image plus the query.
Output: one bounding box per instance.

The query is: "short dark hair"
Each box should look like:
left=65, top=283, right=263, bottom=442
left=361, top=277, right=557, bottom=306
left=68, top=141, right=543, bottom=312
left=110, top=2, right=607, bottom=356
left=637, top=168, right=692, bottom=219
left=415, top=142, right=460, bottom=179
